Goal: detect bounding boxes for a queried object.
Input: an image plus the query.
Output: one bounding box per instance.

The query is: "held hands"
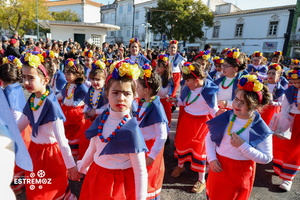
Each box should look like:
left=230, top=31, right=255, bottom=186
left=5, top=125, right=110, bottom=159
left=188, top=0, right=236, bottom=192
left=68, top=166, right=80, bottom=181
left=210, top=159, right=223, bottom=172
left=218, top=100, right=227, bottom=109
left=84, top=108, right=96, bottom=119
left=167, top=97, right=177, bottom=103
left=230, top=132, right=245, bottom=147
left=216, top=108, right=227, bottom=116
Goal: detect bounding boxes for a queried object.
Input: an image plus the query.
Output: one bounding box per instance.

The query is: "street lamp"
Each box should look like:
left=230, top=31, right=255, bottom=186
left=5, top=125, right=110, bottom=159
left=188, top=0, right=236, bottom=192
left=36, top=0, right=39, bottom=40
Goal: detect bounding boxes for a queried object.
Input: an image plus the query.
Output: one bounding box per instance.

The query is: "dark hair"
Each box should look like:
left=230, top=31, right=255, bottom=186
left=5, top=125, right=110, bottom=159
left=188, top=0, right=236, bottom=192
left=157, top=59, right=172, bottom=88
left=0, top=63, right=22, bottom=83
left=64, top=63, right=86, bottom=84
left=138, top=72, right=162, bottom=96
left=129, top=41, right=141, bottom=49
left=23, top=62, right=54, bottom=81
left=204, top=44, right=212, bottom=51
left=182, top=62, right=206, bottom=80
left=105, top=76, right=137, bottom=97
left=88, top=68, right=107, bottom=80
left=225, top=52, right=247, bottom=72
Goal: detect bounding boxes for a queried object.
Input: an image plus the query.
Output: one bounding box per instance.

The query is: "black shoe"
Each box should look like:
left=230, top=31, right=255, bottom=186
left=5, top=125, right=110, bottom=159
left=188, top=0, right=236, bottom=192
left=171, top=105, right=176, bottom=113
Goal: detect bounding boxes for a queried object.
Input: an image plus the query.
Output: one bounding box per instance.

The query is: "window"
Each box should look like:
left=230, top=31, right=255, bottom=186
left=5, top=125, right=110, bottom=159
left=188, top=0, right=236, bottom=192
left=134, top=28, right=138, bottom=37
left=92, top=34, right=101, bottom=46
left=111, top=13, right=115, bottom=21
left=110, top=31, right=115, bottom=37
left=235, top=24, right=243, bottom=37
left=127, top=29, right=131, bottom=37
left=135, top=10, right=139, bottom=20
left=103, top=14, right=108, bottom=23
left=128, top=3, right=132, bottom=13
left=212, top=26, right=220, bottom=38
left=269, top=21, right=278, bottom=35
left=119, top=5, right=123, bottom=14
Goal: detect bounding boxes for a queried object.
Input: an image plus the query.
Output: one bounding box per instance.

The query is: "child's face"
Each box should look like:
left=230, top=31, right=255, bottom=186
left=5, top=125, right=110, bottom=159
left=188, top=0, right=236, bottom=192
left=215, top=64, right=222, bottom=72
left=84, top=56, right=93, bottom=67
left=136, top=81, right=148, bottom=99
left=292, top=79, right=300, bottom=89
left=168, top=44, right=177, bottom=55
left=185, top=78, right=201, bottom=90
left=232, top=90, right=252, bottom=119
left=65, top=72, right=77, bottom=84
left=271, top=57, right=279, bottom=63
left=22, top=66, right=48, bottom=97
left=195, top=59, right=207, bottom=71
left=155, top=63, right=166, bottom=75
left=252, top=56, right=262, bottom=66
left=290, top=64, right=296, bottom=69
left=267, top=69, right=280, bottom=84
left=107, top=81, right=134, bottom=112
left=222, top=61, right=237, bottom=78
left=90, top=74, right=105, bottom=90
left=130, top=42, right=139, bottom=56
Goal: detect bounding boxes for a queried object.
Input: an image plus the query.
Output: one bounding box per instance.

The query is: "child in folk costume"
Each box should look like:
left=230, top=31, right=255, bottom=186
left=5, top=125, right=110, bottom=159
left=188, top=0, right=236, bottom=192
left=78, top=60, right=148, bottom=200
left=136, top=64, right=168, bottom=199
left=269, top=51, right=289, bottom=89
left=206, top=74, right=273, bottom=200
left=18, top=54, right=79, bottom=200
left=260, top=63, right=285, bottom=125
left=273, top=67, right=300, bottom=191
left=58, top=58, right=88, bottom=158
left=285, top=59, right=300, bottom=87
left=247, top=51, right=268, bottom=80
left=128, top=37, right=150, bottom=67
left=193, top=50, right=213, bottom=80
left=214, top=48, right=248, bottom=113
left=169, top=62, right=219, bottom=193
left=0, top=57, right=32, bottom=194
left=209, top=56, right=224, bottom=81
left=82, top=49, right=94, bottom=87
left=155, top=54, right=173, bottom=128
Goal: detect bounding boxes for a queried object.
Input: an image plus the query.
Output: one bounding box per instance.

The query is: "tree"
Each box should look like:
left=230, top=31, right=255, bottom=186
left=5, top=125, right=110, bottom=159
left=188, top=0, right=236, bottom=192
left=51, top=9, right=81, bottom=22
left=148, top=0, right=214, bottom=43
left=0, top=0, right=53, bottom=35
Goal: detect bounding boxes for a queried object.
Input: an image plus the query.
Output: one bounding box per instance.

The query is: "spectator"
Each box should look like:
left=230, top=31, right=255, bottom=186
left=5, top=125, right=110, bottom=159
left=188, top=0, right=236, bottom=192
left=2, top=36, right=9, bottom=51
left=5, top=38, right=21, bottom=58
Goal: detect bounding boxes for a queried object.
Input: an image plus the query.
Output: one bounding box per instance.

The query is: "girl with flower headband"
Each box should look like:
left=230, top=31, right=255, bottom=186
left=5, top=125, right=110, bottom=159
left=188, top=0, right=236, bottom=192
left=214, top=48, right=248, bottom=113
left=259, top=63, right=285, bottom=125
left=0, top=56, right=32, bottom=194
left=168, top=62, right=219, bottom=193
left=193, top=50, right=213, bottom=80
left=135, top=63, right=168, bottom=199
left=127, top=37, right=150, bottom=67
left=168, top=39, right=186, bottom=98
left=271, top=51, right=284, bottom=64
left=156, top=54, right=174, bottom=128
left=247, top=51, right=268, bottom=80
left=272, top=67, right=300, bottom=191
left=209, top=56, right=224, bottom=81
left=82, top=49, right=95, bottom=87
left=206, top=74, right=272, bottom=200
left=17, top=54, right=80, bottom=199
left=78, top=60, right=148, bottom=200
left=57, top=58, right=88, bottom=159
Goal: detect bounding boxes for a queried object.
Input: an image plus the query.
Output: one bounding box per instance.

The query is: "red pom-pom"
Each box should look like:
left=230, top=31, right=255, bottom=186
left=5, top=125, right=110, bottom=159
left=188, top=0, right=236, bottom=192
left=112, top=132, right=116, bottom=136
left=101, top=139, right=104, bottom=142
left=117, top=126, right=121, bottom=129
left=107, top=137, right=111, bottom=141
left=97, top=133, right=101, bottom=136
left=106, top=111, right=110, bottom=115
left=244, top=82, right=254, bottom=91
left=121, top=120, right=125, bottom=124
left=101, top=120, right=105, bottom=123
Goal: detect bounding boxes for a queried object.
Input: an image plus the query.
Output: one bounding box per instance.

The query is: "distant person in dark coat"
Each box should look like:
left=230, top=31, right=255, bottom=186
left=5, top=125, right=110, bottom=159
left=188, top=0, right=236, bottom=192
left=5, top=38, right=21, bottom=58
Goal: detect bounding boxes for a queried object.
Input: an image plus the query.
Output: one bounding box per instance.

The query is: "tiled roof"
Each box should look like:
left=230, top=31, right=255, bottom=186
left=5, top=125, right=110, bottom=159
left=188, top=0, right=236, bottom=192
left=215, top=4, right=296, bottom=17
left=45, top=0, right=102, bottom=7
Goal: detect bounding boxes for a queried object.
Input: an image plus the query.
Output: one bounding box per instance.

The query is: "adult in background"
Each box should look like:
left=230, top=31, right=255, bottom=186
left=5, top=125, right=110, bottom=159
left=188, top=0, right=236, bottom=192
left=2, top=36, right=9, bottom=52
left=5, top=39, right=21, bottom=58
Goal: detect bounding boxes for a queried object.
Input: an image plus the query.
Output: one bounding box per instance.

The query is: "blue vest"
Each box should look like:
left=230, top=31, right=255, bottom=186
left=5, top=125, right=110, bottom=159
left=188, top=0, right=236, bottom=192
left=285, top=85, right=298, bottom=105
left=247, top=64, right=267, bottom=74
left=84, top=86, right=108, bottom=109
left=3, top=82, right=26, bottom=112
left=171, top=53, right=185, bottom=68
left=53, top=70, right=67, bottom=93
left=127, top=53, right=150, bottom=67
left=61, top=83, right=88, bottom=107
left=280, top=76, right=289, bottom=88
left=271, top=82, right=285, bottom=101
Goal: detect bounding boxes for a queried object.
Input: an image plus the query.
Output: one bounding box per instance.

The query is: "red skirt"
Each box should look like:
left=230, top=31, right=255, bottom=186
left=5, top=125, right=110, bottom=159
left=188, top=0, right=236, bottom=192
left=61, top=104, right=85, bottom=157
left=25, top=142, right=71, bottom=200
left=174, top=110, right=210, bottom=172
left=273, top=113, right=300, bottom=181
left=80, top=163, right=136, bottom=200
left=146, top=140, right=164, bottom=200
left=160, top=98, right=172, bottom=127
left=171, top=72, right=181, bottom=97
left=206, top=154, right=256, bottom=200
left=260, top=105, right=280, bottom=125
left=78, top=119, right=92, bottom=160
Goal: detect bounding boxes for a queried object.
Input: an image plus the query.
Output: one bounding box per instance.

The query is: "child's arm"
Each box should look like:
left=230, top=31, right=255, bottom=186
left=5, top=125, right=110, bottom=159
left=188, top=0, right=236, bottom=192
left=209, top=95, right=219, bottom=117
left=271, top=94, right=284, bottom=107
left=77, top=137, right=97, bottom=174
left=205, top=132, right=223, bottom=172
left=130, top=152, right=147, bottom=200
left=17, top=114, right=30, bottom=133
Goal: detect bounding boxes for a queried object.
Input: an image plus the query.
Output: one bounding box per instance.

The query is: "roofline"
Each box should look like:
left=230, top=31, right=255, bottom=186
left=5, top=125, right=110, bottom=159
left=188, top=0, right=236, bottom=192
left=45, top=0, right=102, bottom=7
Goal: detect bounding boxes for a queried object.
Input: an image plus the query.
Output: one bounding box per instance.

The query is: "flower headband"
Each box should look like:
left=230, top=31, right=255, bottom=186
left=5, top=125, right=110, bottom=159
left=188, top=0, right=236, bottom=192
left=182, top=62, right=199, bottom=79
left=238, top=74, right=264, bottom=103
left=21, top=53, right=48, bottom=77
left=2, top=55, right=22, bottom=69
left=108, top=59, right=140, bottom=82
left=169, top=40, right=178, bottom=45
left=82, top=50, right=93, bottom=58
left=140, top=64, right=152, bottom=88
left=268, top=63, right=281, bottom=71
left=105, top=58, right=114, bottom=66
left=273, top=51, right=282, bottom=56
left=221, top=48, right=230, bottom=55
left=129, top=37, right=139, bottom=44
left=291, top=59, right=300, bottom=65
left=226, top=48, right=240, bottom=59
left=65, top=58, right=78, bottom=72
left=194, top=50, right=211, bottom=61
left=253, top=51, right=263, bottom=57
left=286, top=69, right=300, bottom=80
left=92, top=60, right=106, bottom=70
left=213, top=56, right=224, bottom=64
left=158, top=54, right=168, bottom=62
left=42, top=50, right=56, bottom=59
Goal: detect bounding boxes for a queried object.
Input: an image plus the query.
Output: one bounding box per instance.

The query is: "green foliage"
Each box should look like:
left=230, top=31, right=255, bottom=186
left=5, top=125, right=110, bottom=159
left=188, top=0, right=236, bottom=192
left=51, top=9, right=80, bottom=22
left=148, top=0, right=214, bottom=43
left=0, top=0, right=53, bottom=35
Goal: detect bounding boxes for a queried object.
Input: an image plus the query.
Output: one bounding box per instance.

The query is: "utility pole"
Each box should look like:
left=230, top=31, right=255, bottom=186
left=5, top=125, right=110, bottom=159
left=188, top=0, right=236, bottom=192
left=36, top=0, right=39, bottom=40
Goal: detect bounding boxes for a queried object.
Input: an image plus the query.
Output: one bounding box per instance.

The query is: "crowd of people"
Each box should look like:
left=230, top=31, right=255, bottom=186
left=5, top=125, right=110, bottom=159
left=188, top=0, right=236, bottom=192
left=0, top=33, right=299, bottom=200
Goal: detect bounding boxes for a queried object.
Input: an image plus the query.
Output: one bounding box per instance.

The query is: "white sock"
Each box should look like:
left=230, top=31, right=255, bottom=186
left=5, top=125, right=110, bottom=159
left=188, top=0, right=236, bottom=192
left=198, top=172, right=205, bottom=183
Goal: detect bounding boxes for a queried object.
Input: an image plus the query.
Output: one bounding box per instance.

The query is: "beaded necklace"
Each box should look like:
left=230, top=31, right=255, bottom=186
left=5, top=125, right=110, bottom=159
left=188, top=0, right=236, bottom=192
left=89, top=88, right=102, bottom=107
left=186, top=90, right=201, bottom=106
left=30, top=89, right=50, bottom=111
left=227, top=114, right=253, bottom=136
left=221, top=77, right=235, bottom=89
left=294, top=88, right=298, bottom=107
left=97, top=110, right=129, bottom=143
left=66, top=83, right=76, bottom=99
left=136, top=96, right=157, bottom=121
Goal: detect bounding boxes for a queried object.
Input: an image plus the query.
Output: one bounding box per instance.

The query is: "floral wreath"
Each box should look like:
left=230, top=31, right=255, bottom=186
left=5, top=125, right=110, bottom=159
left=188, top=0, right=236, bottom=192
left=2, top=55, right=22, bottom=69
left=226, top=48, right=240, bottom=59
left=158, top=54, right=168, bottom=62
left=238, top=74, right=264, bottom=103
left=253, top=51, right=263, bottom=57
left=221, top=48, right=230, bottom=55
left=92, top=60, right=106, bottom=70
left=108, top=58, right=140, bottom=80
left=105, top=58, right=114, bottom=66
left=129, top=37, right=139, bottom=44
left=42, top=50, right=56, bottom=59
left=169, top=40, right=178, bottom=45
left=268, top=63, right=281, bottom=71
left=291, top=59, right=300, bottom=65
left=21, top=53, right=48, bottom=77
left=65, top=58, right=78, bottom=72
left=139, top=64, right=152, bottom=88
left=273, top=51, right=282, bottom=56
left=286, top=69, right=300, bottom=80
left=182, top=62, right=199, bottom=79
left=213, top=56, right=224, bottom=64
left=194, top=50, right=211, bottom=61
left=82, top=50, right=93, bottom=58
